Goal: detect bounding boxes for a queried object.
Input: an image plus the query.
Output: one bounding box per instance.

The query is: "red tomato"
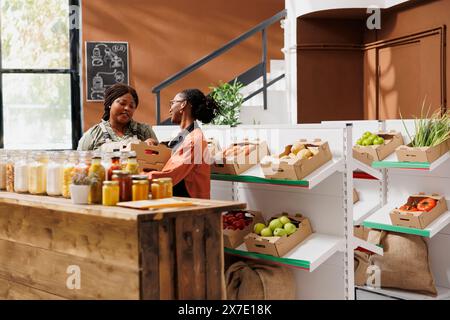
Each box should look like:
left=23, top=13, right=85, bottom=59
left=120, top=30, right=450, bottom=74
left=417, top=198, right=437, bottom=212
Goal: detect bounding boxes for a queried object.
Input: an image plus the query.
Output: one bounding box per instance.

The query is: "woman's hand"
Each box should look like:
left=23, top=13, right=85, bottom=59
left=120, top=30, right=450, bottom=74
left=144, top=138, right=158, bottom=146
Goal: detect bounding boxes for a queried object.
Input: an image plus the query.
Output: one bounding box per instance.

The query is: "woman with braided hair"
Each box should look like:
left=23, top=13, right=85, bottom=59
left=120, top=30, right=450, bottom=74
left=145, top=88, right=221, bottom=199
left=77, top=83, right=158, bottom=151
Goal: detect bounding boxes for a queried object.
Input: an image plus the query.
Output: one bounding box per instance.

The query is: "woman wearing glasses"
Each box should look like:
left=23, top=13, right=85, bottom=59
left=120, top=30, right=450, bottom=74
left=145, top=89, right=221, bottom=199
left=77, top=83, right=158, bottom=151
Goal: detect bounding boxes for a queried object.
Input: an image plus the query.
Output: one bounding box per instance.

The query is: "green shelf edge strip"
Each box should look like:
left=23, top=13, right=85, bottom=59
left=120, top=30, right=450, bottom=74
left=362, top=221, right=430, bottom=237
left=372, top=161, right=430, bottom=169
left=211, top=174, right=309, bottom=187
left=224, top=247, right=311, bottom=269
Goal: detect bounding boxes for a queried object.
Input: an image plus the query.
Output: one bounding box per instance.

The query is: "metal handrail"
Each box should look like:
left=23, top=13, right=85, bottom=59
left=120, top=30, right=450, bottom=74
left=152, top=9, right=287, bottom=124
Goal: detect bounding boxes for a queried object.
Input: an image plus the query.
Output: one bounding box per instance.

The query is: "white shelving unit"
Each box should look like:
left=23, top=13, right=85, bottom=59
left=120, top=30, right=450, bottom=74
left=356, top=285, right=450, bottom=300
left=353, top=198, right=381, bottom=226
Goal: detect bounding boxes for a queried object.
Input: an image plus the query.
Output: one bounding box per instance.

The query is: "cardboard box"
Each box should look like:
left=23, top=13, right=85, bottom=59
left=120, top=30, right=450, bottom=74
left=260, top=139, right=332, bottom=180
left=223, top=210, right=264, bottom=249
left=389, top=193, right=448, bottom=229
left=206, top=138, right=221, bottom=157
left=354, top=225, right=369, bottom=240
left=353, top=188, right=359, bottom=204
left=353, top=131, right=404, bottom=166
left=395, top=138, right=450, bottom=163
left=211, top=139, right=269, bottom=175
left=244, top=213, right=313, bottom=257
left=129, top=142, right=172, bottom=172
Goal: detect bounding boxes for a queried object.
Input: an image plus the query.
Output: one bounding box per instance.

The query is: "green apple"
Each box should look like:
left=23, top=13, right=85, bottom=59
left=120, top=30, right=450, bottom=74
left=273, top=228, right=287, bottom=237
left=363, top=131, right=372, bottom=138
left=279, top=216, right=291, bottom=225
left=269, top=218, right=283, bottom=231
left=356, top=139, right=364, bottom=146
left=373, top=137, right=384, bottom=145
left=362, top=139, right=371, bottom=146
left=260, top=227, right=273, bottom=237
left=253, top=223, right=266, bottom=235
left=284, top=223, right=297, bottom=235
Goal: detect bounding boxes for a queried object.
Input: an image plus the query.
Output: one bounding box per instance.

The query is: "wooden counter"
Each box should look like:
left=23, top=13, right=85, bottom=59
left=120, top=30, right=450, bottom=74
left=0, top=192, right=245, bottom=300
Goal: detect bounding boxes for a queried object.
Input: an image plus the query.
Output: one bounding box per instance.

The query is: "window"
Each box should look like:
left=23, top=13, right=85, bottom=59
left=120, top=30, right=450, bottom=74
left=0, top=0, right=81, bottom=149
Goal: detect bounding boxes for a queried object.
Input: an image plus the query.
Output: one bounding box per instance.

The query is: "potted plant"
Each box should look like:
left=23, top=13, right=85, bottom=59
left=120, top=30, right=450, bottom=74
left=69, top=171, right=94, bottom=205
left=209, top=79, right=244, bottom=127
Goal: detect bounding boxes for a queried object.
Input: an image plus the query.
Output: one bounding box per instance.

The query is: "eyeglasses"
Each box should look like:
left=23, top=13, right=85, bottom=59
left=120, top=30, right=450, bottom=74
left=169, top=99, right=186, bottom=107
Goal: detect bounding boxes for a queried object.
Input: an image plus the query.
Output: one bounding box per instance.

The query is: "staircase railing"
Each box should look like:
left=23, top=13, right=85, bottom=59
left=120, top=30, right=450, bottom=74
left=151, top=10, right=287, bottom=124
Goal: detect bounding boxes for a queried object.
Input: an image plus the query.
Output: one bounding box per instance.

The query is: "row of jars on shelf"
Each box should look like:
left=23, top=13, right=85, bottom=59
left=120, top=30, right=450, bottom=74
left=0, top=149, right=173, bottom=206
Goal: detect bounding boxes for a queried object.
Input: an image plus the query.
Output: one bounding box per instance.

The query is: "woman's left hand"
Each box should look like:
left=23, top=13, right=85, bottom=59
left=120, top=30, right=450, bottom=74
left=144, top=138, right=158, bottom=146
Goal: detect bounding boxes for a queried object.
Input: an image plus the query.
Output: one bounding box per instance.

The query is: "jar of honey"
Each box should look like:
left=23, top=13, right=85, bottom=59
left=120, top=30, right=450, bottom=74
left=112, top=170, right=132, bottom=202
left=158, top=177, right=173, bottom=198
left=151, top=179, right=163, bottom=200
left=102, top=181, right=119, bottom=206
left=132, top=176, right=149, bottom=201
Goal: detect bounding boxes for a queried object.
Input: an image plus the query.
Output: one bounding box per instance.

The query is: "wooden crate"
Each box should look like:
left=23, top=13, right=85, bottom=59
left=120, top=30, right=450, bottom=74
left=0, top=192, right=245, bottom=300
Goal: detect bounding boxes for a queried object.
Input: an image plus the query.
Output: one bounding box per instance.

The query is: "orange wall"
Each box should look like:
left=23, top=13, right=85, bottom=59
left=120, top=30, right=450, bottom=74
left=81, top=0, right=284, bottom=131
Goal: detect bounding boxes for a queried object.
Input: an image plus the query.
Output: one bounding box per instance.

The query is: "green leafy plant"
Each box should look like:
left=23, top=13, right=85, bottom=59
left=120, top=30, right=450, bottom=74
left=400, top=101, right=450, bottom=148
left=209, top=79, right=244, bottom=127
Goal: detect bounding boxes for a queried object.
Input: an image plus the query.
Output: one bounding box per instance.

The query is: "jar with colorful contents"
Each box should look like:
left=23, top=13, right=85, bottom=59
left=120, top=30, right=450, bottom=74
left=102, top=181, right=119, bottom=206
left=151, top=179, right=163, bottom=200
left=132, top=175, right=149, bottom=201
left=28, top=152, right=48, bottom=195
left=0, top=152, right=7, bottom=190
left=159, top=177, right=173, bottom=198
left=120, top=151, right=130, bottom=170
left=107, top=151, right=122, bottom=181
left=46, top=152, right=65, bottom=196
left=112, top=170, right=132, bottom=202
left=5, top=152, right=15, bottom=192
left=14, top=151, right=29, bottom=193
left=62, top=152, right=78, bottom=198
left=125, top=151, right=139, bottom=174
left=88, top=154, right=105, bottom=204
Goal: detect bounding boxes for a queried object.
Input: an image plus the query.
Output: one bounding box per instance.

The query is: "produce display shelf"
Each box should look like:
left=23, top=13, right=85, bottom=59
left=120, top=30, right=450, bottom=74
left=353, top=237, right=383, bottom=256
left=371, top=152, right=450, bottom=171
left=353, top=171, right=379, bottom=180
left=356, top=285, right=450, bottom=300
left=353, top=198, right=381, bottom=226
left=362, top=201, right=450, bottom=238
left=224, top=233, right=343, bottom=272
left=352, top=159, right=382, bottom=180
left=211, top=159, right=344, bottom=189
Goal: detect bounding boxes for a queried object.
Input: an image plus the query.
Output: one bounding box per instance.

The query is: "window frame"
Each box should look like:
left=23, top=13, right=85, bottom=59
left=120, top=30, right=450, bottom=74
left=0, top=0, right=82, bottom=150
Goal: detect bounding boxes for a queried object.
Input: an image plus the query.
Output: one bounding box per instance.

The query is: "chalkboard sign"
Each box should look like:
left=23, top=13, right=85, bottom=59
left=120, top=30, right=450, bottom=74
left=85, top=41, right=129, bottom=102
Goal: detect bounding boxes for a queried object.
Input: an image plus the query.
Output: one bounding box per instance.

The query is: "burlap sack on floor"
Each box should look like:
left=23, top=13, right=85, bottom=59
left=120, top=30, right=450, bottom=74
left=225, top=260, right=296, bottom=300
left=368, top=230, right=438, bottom=296
left=354, top=250, right=370, bottom=286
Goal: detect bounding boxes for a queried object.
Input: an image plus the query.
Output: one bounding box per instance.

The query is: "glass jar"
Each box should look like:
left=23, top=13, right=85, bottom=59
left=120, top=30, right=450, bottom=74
left=132, top=175, right=149, bottom=201
left=62, top=152, right=78, bottom=198
left=112, top=170, right=132, bottom=202
left=74, top=152, right=91, bottom=177
left=46, top=152, right=65, bottom=196
left=102, top=181, right=119, bottom=206
left=101, top=152, right=113, bottom=177
left=6, top=152, right=15, bottom=192
left=151, top=179, right=163, bottom=200
left=107, top=151, right=122, bottom=181
left=88, top=154, right=105, bottom=204
left=28, top=152, right=48, bottom=195
left=120, top=151, right=130, bottom=170
left=125, top=151, right=139, bottom=174
left=0, top=152, right=7, bottom=190
left=159, top=177, right=173, bottom=198
left=14, top=151, right=29, bottom=193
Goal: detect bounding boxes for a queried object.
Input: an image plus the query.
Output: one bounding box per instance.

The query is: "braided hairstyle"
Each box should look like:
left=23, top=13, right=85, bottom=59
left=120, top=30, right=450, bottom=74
left=180, top=89, right=220, bottom=124
left=102, top=83, right=139, bottom=121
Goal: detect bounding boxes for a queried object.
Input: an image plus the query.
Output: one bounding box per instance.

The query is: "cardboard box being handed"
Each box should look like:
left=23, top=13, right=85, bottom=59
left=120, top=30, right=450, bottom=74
left=127, top=142, right=172, bottom=172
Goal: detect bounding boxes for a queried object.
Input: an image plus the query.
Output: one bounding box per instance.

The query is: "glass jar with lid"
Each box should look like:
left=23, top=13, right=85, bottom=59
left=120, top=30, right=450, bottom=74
left=46, top=152, right=65, bottom=196
left=151, top=179, right=163, bottom=200
left=107, top=150, right=122, bottom=181
left=120, top=151, right=130, bottom=170
left=0, top=151, right=8, bottom=190
left=112, top=170, right=132, bottom=202
left=101, top=151, right=113, bottom=177
left=158, top=177, right=173, bottom=198
left=102, top=180, right=119, bottom=206
left=14, top=151, right=29, bottom=193
left=28, top=151, right=48, bottom=195
left=88, top=153, right=105, bottom=204
left=62, top=151, right=78, bottom=198
left=132, top=175, right=149, bottom=201
left=125, top=151, right=139, bottom=174
left=5, top=151, right=16, bottom=192
left=74, top=151, right=91, bottom=177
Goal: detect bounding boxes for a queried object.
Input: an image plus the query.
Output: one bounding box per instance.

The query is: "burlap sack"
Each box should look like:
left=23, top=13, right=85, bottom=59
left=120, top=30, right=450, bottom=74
left=354, top=250, right=370, bottom=286
left=225, top=260, right=296, bottom=300
left=368, top=230, right=437, bottom=296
